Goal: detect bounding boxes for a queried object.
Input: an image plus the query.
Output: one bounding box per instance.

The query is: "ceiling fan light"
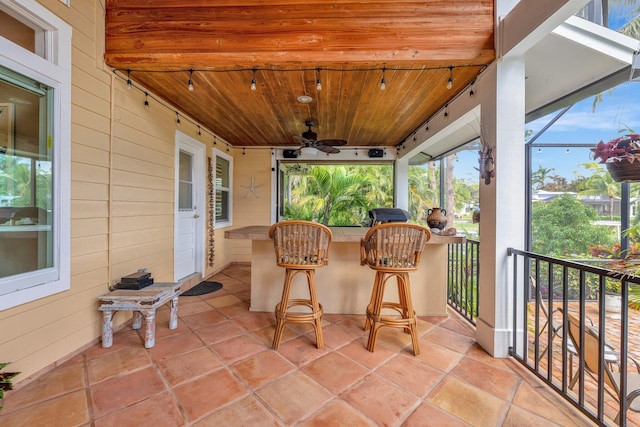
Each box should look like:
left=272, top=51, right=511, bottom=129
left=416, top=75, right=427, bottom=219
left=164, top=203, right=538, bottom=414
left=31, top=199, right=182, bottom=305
left=301, top=146, right=318, bottom=156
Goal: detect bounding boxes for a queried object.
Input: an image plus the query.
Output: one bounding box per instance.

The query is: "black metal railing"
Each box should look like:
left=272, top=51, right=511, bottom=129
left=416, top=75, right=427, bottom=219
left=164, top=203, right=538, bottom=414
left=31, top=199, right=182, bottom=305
left=508, top=248, right=640, bottom=426
left=447, top=239, right=479, bottom=324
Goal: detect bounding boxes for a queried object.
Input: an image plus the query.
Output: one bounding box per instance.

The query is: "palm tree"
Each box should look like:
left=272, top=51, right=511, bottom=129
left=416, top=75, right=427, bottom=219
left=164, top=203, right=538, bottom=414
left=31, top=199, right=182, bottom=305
left=289, top=166, right=374, bottom=225
left=408, top=166, right=438, bottom=223
left=532, top=166, right=556, bottom=190
left=358, top=164, right=394, bottom=209
left=609, top=0, right=640, bottom=34
left=577, top=162, right=620, bottom=220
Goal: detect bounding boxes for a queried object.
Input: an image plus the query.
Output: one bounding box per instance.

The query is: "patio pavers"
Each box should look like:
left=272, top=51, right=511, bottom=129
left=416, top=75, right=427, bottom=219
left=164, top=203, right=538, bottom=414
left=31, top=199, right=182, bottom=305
left=0, top=264, right=596, bottom=426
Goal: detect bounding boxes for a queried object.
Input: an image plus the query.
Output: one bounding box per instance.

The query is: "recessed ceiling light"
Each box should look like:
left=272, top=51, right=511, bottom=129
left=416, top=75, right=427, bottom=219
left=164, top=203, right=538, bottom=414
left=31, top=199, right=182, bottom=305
left=297, top=95, right=313, bottom=103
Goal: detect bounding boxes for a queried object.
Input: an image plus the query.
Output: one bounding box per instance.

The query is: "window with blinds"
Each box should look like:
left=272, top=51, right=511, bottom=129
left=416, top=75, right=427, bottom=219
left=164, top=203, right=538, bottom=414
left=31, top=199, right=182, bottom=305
left=213, top=149, right=232, bottom=227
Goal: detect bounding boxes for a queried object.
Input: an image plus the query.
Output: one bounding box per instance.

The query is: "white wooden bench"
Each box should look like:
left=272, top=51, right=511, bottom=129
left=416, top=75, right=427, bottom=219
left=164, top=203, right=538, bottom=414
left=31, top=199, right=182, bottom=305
left=98, top=282, right=181, bottom=348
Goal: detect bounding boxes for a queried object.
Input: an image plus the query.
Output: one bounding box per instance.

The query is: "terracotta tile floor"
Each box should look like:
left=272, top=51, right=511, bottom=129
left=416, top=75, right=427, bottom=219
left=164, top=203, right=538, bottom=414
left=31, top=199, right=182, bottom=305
left=0, top=264, right=596, bottom=426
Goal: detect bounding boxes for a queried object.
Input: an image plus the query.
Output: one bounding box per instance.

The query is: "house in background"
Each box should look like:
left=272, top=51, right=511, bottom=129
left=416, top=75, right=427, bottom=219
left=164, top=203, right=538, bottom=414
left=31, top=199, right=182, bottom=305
left=533, top=190, right=628, bottom=218
left=0, top=0, right=638, bottom=395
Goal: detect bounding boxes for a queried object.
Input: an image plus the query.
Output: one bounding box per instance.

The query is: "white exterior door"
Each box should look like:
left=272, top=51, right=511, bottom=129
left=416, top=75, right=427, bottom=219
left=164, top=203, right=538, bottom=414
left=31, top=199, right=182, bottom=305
left=174, top=132, right=205, bottom=281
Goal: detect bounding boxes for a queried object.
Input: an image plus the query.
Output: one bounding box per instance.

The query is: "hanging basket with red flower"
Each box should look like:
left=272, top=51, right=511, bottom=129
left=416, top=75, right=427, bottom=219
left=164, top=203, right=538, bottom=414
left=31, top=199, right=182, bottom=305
left=591, top=134, right=640, bottom=182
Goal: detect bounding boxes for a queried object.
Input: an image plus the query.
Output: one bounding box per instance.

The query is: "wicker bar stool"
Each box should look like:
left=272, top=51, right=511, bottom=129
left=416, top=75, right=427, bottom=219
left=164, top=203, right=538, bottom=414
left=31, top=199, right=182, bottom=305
left=269, top=220, right=332, bottom=349
left=360, top=223, right=431, bottom=355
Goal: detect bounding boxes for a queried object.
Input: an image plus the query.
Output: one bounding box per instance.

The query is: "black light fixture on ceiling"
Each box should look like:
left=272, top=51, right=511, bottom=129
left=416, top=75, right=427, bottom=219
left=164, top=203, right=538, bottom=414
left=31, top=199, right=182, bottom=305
left=126, top=69, right=132, bottom=89
left=144, top=92, right=149, bottom=110
left=380, top=67, right=386, bottom=91
left=251, top=69, right=257, bottom=91
left=446, top=66, right=453, bottom=89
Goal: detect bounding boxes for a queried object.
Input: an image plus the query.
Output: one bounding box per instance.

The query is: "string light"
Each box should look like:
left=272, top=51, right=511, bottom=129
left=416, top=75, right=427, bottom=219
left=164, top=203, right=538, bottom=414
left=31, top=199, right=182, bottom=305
left=446, top=66, right=453, bottom=90
left=118, top=67, right=472, bottom=156
left=188, top=69, right=194, bottom=92
left=251, top=69, right=257, bottom=91
left=242, top=148, right=246, bottom=155
left=112, top=71, right=246, bottom=155
left=316, top=68, right=322, bottom=91
left=537, top=148, right=541, bottom=154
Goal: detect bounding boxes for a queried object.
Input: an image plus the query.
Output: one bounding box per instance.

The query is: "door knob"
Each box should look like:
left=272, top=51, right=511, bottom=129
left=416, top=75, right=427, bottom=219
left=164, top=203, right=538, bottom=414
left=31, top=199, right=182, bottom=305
left=194, top=214, right=200, bottom=218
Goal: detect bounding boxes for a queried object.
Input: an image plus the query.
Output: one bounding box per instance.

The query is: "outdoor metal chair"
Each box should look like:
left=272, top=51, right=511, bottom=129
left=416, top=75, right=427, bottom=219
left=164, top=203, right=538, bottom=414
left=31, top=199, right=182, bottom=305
left=530, top=278, right=619, bottom=385
left=563, top=309, right=640, bottom=424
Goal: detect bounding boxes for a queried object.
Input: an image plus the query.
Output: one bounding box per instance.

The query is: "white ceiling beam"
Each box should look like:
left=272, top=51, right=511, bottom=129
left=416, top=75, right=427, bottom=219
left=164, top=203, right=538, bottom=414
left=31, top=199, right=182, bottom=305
left=500, top=0, right=590, bottom=57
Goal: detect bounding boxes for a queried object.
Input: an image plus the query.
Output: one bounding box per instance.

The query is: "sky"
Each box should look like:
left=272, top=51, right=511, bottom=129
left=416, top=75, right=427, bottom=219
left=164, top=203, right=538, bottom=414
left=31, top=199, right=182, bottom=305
left=528, top=80, right=640, bottom=180
left=448, top=81, right=640, bottom=182
left=524, top=4, right=640, bottom=180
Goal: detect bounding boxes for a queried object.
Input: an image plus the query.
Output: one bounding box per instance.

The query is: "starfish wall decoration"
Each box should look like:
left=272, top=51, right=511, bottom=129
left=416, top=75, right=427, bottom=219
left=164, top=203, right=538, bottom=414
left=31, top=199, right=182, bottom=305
left=241, top=176, right=263, bottom=198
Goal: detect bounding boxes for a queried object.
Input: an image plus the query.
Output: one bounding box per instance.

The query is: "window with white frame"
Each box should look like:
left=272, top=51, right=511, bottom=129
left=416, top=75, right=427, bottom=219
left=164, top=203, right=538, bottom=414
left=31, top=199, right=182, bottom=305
left=0, top=1, right=71, bottom=310
left=213, top=148, right=232, bottom=228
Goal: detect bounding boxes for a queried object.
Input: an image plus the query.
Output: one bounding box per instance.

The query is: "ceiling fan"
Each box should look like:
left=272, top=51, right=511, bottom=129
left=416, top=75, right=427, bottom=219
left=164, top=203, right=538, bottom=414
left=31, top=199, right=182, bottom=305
left=293, top=120, right=347, bottom=155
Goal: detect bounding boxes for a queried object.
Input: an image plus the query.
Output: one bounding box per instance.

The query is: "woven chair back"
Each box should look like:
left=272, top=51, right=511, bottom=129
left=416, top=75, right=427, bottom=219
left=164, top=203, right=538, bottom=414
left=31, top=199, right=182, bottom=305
left=268, top=220, right=332, bottom=269
left=360, top=223, right=431, bottom=271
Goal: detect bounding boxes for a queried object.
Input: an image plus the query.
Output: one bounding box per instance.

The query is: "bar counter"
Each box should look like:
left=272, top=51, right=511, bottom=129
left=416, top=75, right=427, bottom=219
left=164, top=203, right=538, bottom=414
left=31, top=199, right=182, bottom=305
left=225, top=225, right=464, bottom=316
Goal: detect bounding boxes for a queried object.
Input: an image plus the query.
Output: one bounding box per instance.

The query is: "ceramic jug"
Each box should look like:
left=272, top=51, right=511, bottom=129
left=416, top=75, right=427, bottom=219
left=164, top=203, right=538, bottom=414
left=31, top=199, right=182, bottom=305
left=427, top=208, right=447, bottom=230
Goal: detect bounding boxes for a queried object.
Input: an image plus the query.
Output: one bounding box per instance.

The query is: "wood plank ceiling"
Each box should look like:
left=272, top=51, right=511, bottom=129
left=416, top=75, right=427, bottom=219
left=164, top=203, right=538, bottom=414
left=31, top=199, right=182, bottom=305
left=104, top=0, right=494, bottom=152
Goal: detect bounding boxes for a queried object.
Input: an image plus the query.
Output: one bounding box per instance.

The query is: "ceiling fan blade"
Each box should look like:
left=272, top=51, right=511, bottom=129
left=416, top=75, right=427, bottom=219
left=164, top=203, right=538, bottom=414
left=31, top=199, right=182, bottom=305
left=318, top=139, right=347, bottom=146
left=293, top=135, right=312, bottom=144
left=317, top=144, right=340, bottom=154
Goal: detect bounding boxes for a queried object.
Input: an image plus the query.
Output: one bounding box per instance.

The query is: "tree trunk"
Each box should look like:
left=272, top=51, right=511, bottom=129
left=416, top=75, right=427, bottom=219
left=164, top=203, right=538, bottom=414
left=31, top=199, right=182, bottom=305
left=428, top=163, right=438, bottom=195
left=445, top=156, right=455, bottom=226
left=610, top=196, right=614, bottom=221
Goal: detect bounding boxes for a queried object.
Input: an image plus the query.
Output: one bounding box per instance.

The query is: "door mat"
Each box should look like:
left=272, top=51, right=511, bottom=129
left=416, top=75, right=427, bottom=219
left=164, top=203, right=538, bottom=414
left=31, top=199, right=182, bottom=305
left=180, top=281, right=223, bottom=296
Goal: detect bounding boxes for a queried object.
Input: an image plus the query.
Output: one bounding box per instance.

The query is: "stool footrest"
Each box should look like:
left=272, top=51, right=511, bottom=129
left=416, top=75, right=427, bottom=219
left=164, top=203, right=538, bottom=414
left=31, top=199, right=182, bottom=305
left=276, top=300, right=323, bottom=322
left=366, top=306, right=416, bottom=328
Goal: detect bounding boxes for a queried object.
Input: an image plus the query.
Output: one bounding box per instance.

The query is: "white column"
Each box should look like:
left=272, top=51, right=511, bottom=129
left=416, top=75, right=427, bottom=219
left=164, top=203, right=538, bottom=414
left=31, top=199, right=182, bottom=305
left=395, top=158, right=409, bottom=210
left=475, top=56, right=526, bottom=357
